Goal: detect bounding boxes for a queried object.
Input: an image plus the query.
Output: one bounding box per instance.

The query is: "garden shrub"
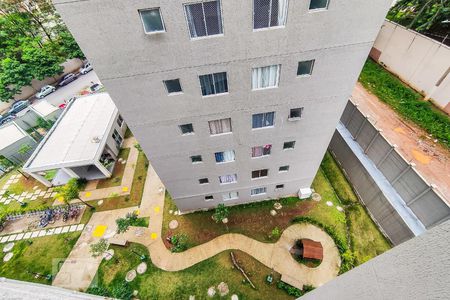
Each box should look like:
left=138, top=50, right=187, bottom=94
left=171, top=233, right=189, bottom=253
left=269, top=226, right=281, bottom=240
left=277, top=281, right=303, bottom=297
left=86, top=285, right=110, bottom=297
left=111, top=282, right=134, bottom=300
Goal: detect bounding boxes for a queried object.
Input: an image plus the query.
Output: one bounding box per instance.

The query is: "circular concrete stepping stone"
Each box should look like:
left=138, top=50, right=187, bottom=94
left=133, top=290, right=139, bottom=296
left=169, top=220, right=179, bottom=229
left=273, top=202, right=282, bottom=210
left=326, top=201, right=333, bottom=207
left=3, top=252, right=13, bottom=262
left=189, top=296, right=195, bottom=300
left=231, top=295, right=239, bottom=300
left=169, top=210, right=173, bottom=214
left=125, top=270, right=137, bottom=282
left=270, top=209, right=277, bottom=216
left=103, top=249, right=114, bottom=260
left=222, top=218, right=228, bottom=224
left=217, top=282, right=229, bottom=297
left=97, top=200, right=104, bottom=206
left=337, top=206, right=344, bottom=212
left=207, top=287, right=216, bottom=297
left=3, top=242, right=14, bottom=253
left=137, top=262, right=147, bottom=274
left=121, top=160, right=127, bottom=165
left=312, top=193, right=322, bottom=202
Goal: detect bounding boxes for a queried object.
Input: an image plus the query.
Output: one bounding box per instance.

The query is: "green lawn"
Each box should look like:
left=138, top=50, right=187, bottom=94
left=88, top=243, right=293, bottom=300
left=97, top=148, right=131, bottom=189
left=0, top=233, right=81, bottom=285
left=359, top=59, right=450, bottom=148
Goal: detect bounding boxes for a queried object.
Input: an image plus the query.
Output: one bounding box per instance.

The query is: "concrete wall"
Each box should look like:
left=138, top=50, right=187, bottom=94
left=53, top=0, right=392, bottom=212
left=104, top=113, right=127, bottom=158
left=371, top=20, right=450, bottom=113
left=0, top=135, right=37, bottom=166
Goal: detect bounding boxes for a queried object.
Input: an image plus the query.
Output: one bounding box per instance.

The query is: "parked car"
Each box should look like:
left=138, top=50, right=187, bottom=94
left=0, top=115, right=15, bottom=125
left=58, top=73, right=79, bottom=87
left=89, top=83, right=103, bottom=93
left=8, top=100, right=29, bottom=115
left=80, top=62, right=93, bottom=74
left=36, top=85, right=56, bottom=99
left=59, top=97, right=76, bottom=109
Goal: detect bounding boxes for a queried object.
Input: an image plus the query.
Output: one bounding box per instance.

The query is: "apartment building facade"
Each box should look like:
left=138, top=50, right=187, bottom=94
left=53, top=0, right=392, bottom=212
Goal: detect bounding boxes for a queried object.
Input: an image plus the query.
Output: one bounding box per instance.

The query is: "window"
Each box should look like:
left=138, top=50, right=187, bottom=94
left=117, top=115, right=124, bottom=127
left=184, top=0, right=223, bottom=38
left=275, top=184, right=284, bottom=189
left=179, top=123, right=194, bottom=135
left=215, top=150, right=235, bottom=163
left=209, top=118, right=232, bottom=135
left=283, top=141, right=295, bottom=149
left=252, top=169, right=268, bottom=179
left=191, top=155, right=203, bottom=163
left=199, top=178, right=209, bottom=184
left=309, top=0, right=329, bottom=10
left=252, top=144, right=272, bottom=158
left=289, top=107, right=303, bottom=120
left=205, top=195, right=214, bottom=201
left=222, top=191, right=238, bottom=201
left=164, top=79, right=182, bottom=94
left=199, top=72, right=228, bottom=96
left=279, top=165, right=289, bottom=172
left=251, top=187, right=267, bottom=196
left=139, top=8, right=165, bottom=34
left=219, top=174, right=237, bottom=184
left=252, top=65, right=280, bottom=89
left=253, top=0, right=288, bottom=29
left=297, top=60, right=315, bottom=76
left=112, top=129, right=123, bottom=148
left=252, top=112, right=275, bottom=128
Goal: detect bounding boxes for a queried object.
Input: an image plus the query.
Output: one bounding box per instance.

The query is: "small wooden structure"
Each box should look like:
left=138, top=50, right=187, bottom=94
left=301, top=239, right=323, bottom=260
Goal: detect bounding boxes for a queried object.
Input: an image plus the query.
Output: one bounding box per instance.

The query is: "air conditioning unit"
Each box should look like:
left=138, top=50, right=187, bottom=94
left=298, top=188, right=312, bottom=199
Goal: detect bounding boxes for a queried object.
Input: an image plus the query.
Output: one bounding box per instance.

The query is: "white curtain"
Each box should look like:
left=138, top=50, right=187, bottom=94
left=223, top=150, right=235, bottom=162
left=277, top=0, right=288, bottom=26
left=185, top=5, right=197, bottom=38
left=219, top=174, right=237, bottom=184
left=252, top=65, right=280, bottom=89
left=209, top=118, right=232, bottom=135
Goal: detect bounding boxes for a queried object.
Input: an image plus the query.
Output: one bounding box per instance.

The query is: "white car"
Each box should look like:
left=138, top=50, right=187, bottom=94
left=80, top=62, right=93, bottom=74
left=36, top=85, right=56, bottom=99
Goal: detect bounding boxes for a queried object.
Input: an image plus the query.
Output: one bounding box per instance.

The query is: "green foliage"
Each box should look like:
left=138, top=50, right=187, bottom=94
left=21, top=44, right=63, bottom=80
left=36, top=117, right=54, bottom=130
left=56, top=31, right=85, bottom=59
left=54, top=178, right=81, bottom=203
left=170, top=233, right=189, bottom=253
left=360, top=59, right=450, bottom=148
left=18, top=144, right=32, bottom=156
left=110, top=282, right=134, bottom=300
left=0, top=57, right=33, bottom=101
left=213, top=203, right=230, bottom=223
left=115, top=211, right=138, bottom=233
left=269, top=226, right=281, bottom=240
left=90, top=238, right=108, bottom=258
left=86, top=286, right=110, bottom=297
left=276, top=281, right=303, bottom=297
left=134, top=143, right=143, bottom=152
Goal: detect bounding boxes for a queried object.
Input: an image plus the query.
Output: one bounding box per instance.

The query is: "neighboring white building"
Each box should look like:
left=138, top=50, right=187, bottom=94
left=29, top=100, right=62, bottom=122
left=54, top=0, right=393, bottom=212
left=0, top=122, right=37, bottom=167
left=23, top=93, right=127, bottom=187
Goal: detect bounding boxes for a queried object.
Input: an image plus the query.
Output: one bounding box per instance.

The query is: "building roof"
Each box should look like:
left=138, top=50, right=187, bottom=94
left=31, top=100, right=59, bottom=117
left=0, top=122, right=29, bottom=151
left=24, top=93, right=117, bottom=171
left=301, top=239, right=323, bottom=260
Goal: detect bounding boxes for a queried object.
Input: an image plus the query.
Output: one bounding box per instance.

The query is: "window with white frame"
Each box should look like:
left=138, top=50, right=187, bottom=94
left=252, top=112, right=275, bottom=128
left=179, top=123, right=194, bottom=135
left=252, top=144, right=272, bottom=158
left=252, top=169, right=268, bottom=179
left=253, top=0, right=288, bottom=29
left=208, top=118, right=232, bottom=135
left=199, top=72, right=228, bottom=96
left=205, top=195, right=214, bottom=201
left=112, top=129, right=123, bottom=148
left=117, top=115, right=124, bottom=127
left=252, top=65, right=280, bottom=89
left=164, top=79, right=182, bottom=94
left=215, top=150, right=235, bottom=163
left=251, top=187, right=267, bottom=196
left=279, top=165, right=289, bottom=172
left=222, top=191, right=238, bottom=201
left=139, top=8, right=165, bottom=34
left=219, top=174, right=237, bottom=184
left=283, top=141, right=295, bottom=149
left=297, top=60, right=315, bottom=76
left=309, top=0, right=329, bottom=10
left=289, top=107, right=303, bottom=120
left=184, top=0, right=223, bottom=38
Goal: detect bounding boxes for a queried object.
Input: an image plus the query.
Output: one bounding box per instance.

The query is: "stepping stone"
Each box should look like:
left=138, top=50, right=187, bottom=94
left=189, top=296, right=195, bottom=300
left=0, top=198, right=5, bottom=203
left=51, top=192, right=57, bottom=197
left=39, top=191, right=46, bottom=197
left=76, top=224, right=85, bottom=231
left=38, top=230, right=46, bottom=237
left=48, top=188, right=54, bottom=192
left=125, top=270, right=136, bottom=282
left=69, top=225, right=77, bottom=232
left=46, top=228, right=55, bottom=235
left=3, top=252, right=13, bottom=262
left=0, top=190, right=5, bottom=195
left=15, top=233, right=24, bottom=240
left=21, top=192, right=27, bottom=196
left=270, top=209, right=277, bottom=216
left=137, top=262, right=147, bottom=274
left=33, top=186, right=38, bottom=190
left=97, top=200, right=104, bottom=206
left=169, top=210, right=173, bottom=214
left=207, top=287, right=216, bottom=298
left=31, top=196, right=38, bottom=201
left=0, top=236, right=9, bottom=243
left=103, top=249, right=114, bottom=260
left=3, top=242, right=14, bottom=252
left=169, top=220, right=179, bottom=230
left=273, top=202, right=282, bottom=210
left=217, top=282, right=229, bottom=297
left=23, top=232, right=32, bottom=239
left=61, top=226, right=70, bottom=233
left=54, top=227, right=63, bottom=234
left=31, top=231, right=39, bottom=238
left=312, top=193, right=322, bottom=202
left=7, top=235, right=16, bottom=242
left=337, top=206, right=344, bottom=212
left=44, top=193, right=51, bottom=198
left=326, top=201, right=333, bottom=207
left=4, top=199, right=11, bottom=205
left=231, top=295, right=239, bottom=300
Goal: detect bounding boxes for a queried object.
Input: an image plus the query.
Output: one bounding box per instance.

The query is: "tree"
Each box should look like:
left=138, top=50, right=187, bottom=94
left=0, top=57, right=33, bottom=102
left=212, top=203, right=229, bottom=224
left=22, top=44, right=64, bottom=80
left=56, top=31, right=85, bottom=59
left=54, top=178, right=94, bottom=208
left=90, top=238, right=109, bottom=258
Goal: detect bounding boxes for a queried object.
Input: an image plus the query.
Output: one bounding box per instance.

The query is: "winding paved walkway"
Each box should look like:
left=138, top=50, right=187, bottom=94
left=53, top=163, right=340, bottom=291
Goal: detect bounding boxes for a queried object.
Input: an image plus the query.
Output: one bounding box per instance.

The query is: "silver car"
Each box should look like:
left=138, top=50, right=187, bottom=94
left=80, top=62, right=93, bottom=74
left=36, top=85, right=56, bottom=99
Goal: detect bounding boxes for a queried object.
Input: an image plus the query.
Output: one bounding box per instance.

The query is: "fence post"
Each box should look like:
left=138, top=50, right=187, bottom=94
left=345, top=102, right=358, bottom=127
left=407, top=183, right=434, bottom=206
left=353, top=115, right=370, bottom=141
left=364, top=129, right=382, bottom=154
left=391, top=163, right=415, bottom=185
left=376, top=144, right=397, bottom=168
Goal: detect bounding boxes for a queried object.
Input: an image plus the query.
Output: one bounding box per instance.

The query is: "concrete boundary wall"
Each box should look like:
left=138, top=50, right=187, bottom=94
left=371, top=20, right=450, bottom=113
